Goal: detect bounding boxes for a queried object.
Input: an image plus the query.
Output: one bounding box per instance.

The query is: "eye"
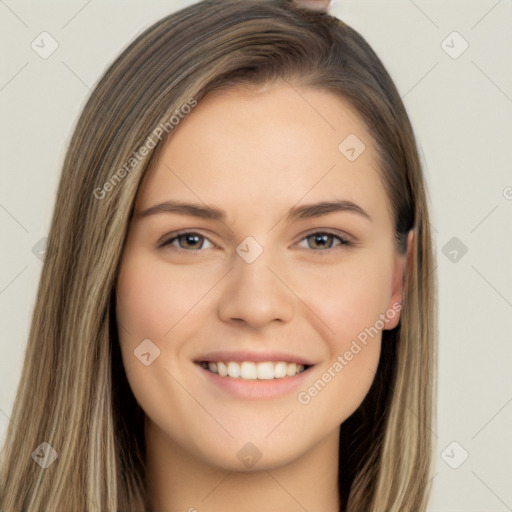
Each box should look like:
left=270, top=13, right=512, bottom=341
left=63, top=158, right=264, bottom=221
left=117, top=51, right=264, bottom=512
left=160, top=231, right=215, bottom=251
left=296, top=231, right=352, bottom=251
left=159, top=230, right=353, bottom=253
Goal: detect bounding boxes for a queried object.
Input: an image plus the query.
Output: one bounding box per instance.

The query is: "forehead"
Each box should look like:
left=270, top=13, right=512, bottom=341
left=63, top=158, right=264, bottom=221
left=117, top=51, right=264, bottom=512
left=134, top=83, right=391, bottom=226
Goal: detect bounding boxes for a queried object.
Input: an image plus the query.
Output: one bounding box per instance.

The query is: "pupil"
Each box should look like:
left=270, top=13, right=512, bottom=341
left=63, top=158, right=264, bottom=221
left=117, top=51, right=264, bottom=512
left=312, top=234, right=331, bottom=248
left=184, top=234, right=200, bottom=248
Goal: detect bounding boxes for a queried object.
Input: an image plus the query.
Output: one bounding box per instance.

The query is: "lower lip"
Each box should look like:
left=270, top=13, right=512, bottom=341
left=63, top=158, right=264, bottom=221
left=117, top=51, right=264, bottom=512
left=194, top=363, right=313, bottom=400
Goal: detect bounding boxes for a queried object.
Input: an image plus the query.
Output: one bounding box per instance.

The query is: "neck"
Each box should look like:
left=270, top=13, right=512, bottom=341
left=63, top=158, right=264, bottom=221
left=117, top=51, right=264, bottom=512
left=145, top=418, right=342, bottom=512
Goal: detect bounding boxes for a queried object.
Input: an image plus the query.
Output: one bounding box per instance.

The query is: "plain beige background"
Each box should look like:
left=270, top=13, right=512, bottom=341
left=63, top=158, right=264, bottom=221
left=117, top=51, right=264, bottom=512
left=1, top=1, right=511, bottom=510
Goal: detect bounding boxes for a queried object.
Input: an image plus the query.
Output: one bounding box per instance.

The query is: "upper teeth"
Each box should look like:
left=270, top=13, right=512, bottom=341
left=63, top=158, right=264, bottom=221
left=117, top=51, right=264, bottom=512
left=201, top=361, right=306, bottom=380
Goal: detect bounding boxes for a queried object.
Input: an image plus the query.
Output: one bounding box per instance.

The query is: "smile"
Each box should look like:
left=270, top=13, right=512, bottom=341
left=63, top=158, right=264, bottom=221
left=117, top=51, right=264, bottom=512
left=199, top=361, right=310, bottom=380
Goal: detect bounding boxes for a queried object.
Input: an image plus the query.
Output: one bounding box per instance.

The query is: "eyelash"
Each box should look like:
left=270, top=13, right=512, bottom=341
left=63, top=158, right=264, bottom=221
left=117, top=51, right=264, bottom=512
left=159, top=230, right=353, bottom=253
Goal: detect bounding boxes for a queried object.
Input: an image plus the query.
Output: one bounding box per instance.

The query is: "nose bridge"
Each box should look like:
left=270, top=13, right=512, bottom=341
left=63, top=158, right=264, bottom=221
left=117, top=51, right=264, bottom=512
left=216, top=236, right=294, bottom=327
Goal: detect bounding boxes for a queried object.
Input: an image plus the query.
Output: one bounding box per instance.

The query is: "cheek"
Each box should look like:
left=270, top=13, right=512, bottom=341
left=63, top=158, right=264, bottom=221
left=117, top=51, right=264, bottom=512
left=292, top=265, right=389, bottom=424
left=116, top=254, right=209, bottom=341
left=114, top=254, right=203, bottom=422
left=299, top=255, right=393, bottom=346
left=115, top=254, right=186, bottom=377
left=292, top=253, right=392, bottom=408
left=115, top=252, right=227, bottom=384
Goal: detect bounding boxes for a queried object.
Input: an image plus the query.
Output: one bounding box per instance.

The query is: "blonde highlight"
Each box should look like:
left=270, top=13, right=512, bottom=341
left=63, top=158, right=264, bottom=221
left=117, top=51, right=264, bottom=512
left=0, top=1, right=437, bottom=510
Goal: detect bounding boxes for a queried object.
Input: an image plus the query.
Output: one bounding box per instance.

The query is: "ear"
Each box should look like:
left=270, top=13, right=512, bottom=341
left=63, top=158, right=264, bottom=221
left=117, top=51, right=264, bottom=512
left=384, top=229, right=414, bottom=330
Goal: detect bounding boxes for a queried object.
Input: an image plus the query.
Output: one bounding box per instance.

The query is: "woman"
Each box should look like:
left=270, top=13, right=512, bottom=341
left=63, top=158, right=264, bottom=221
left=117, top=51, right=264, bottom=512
left=0, top=0, right=437, bottom=510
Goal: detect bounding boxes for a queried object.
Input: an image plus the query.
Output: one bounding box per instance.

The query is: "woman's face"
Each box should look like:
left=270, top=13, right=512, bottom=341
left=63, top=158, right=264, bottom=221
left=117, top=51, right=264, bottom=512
left=116, top=82, right=406, bottom=471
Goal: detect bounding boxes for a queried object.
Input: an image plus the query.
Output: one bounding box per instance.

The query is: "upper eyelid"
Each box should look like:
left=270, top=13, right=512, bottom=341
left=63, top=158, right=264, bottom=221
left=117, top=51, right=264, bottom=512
left=161, top=229, right=352, bottom=249
left=159, top=229, right=217, bottom=248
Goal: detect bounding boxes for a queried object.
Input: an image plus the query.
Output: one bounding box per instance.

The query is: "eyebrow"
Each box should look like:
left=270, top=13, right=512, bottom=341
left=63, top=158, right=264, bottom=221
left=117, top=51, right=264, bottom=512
left=135, top=199, right=372, bottom=222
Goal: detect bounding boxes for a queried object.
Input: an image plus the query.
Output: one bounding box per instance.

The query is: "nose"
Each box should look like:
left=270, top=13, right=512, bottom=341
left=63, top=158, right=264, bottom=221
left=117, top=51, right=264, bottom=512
left=216, top=247, right=294, bottom=329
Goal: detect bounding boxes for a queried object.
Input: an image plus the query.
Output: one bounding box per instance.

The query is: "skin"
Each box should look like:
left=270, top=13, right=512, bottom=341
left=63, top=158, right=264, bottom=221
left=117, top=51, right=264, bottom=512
left=115, top=82, right=409, bottom=512
left=294, top=0, right=333, bottom=12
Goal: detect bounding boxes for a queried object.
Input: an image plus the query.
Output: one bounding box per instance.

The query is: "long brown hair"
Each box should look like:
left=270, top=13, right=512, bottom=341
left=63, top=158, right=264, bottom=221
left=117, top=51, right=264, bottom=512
left=0, top=1, right=437, bottom=510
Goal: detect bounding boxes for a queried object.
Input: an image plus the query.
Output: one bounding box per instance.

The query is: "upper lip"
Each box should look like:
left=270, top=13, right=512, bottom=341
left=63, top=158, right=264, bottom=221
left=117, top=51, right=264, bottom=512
left=194, top=350, right=316, bottom=366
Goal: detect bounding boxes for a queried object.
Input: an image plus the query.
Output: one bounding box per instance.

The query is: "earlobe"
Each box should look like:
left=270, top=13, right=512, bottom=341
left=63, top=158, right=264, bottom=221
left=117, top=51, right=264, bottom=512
left=384, top=229, right=414, bottom=330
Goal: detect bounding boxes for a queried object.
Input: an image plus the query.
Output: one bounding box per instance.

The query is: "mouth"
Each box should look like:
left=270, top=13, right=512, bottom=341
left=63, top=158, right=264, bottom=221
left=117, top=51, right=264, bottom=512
left=196, top=360, right=312, bottom=380
left=192, top=350, right=317, bottom=400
